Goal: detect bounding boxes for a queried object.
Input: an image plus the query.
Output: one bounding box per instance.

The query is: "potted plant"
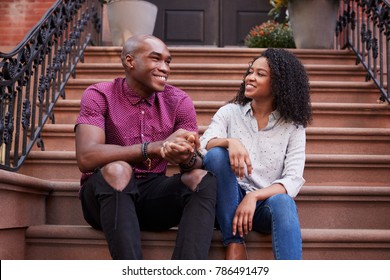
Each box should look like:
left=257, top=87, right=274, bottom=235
left=244, top=20, right=295, bottom=48
left=269, top=0, right=340, bottom=49
left=100, top=0, right=158, bottom=46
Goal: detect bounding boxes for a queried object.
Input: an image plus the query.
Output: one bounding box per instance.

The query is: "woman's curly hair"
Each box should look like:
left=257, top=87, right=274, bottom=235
left=230, top=48, right=312, bottom=127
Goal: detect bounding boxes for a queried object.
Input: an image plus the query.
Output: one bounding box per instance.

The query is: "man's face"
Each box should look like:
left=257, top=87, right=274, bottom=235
left=128, top=38, right=172, bottom=97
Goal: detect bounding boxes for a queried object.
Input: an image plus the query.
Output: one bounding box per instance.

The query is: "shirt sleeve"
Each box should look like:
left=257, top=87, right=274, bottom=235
left=75, top=85, right=107, bottom=130
left=200, top=104, right=231, bottom=153
left=272, top=125, right=306, bottom=197
left=174, top=94, right=198, bottom=133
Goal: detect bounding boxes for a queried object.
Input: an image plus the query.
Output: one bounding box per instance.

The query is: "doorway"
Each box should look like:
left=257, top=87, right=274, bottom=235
left=148, top=0, right=273, bottom=46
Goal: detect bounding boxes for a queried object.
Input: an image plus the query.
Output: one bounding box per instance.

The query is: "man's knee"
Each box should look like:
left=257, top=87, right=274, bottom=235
left=181, top=169, right=208, bottom=192
left=101, top=161, right=132, bottom=191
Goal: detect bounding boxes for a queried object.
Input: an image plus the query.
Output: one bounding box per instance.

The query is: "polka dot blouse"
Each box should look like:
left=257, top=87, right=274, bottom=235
left=200, top=103, right=306, bottom=197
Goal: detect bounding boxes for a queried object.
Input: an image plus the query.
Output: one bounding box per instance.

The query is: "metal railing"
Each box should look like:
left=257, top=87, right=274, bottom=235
left=0, top=0, right=102, bottom=171
left=336, top=0, right=390, bottom=103
left=0, top=0, right=388, bottom=172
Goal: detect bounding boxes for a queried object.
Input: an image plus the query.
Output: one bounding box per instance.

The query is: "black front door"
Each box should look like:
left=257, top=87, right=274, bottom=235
left=148, top=0, right=273, bottom=47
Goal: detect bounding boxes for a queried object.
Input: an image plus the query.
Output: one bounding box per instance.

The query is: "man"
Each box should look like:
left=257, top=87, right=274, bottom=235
left=75, top=34, right=217, bottom=259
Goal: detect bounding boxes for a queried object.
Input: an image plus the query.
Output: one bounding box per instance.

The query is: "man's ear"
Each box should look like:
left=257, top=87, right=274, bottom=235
left=124, top=54, right=135, bottom=69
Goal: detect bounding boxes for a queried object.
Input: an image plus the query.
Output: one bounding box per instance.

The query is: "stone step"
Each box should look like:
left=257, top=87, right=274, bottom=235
left=3, top=45, right=390, bottom=262
left=51, top=99, right=390, bottom=128
left=75, top=62, right=368, bottom=82
left=2, top=169, right=388, bottom=236
left=17, top=151, right=390, bottom=186
left=45, top=181, right=390, bottom=230
left=3, top=169, right=389, bottom=259
left=36, top=124, right=390, bottom=156
left=309, top=102, right=390, bottom=128
left=63, top=78, right=381, bottom=103
left=24, top=225, right=390, bottom=260
left=83, top=47, right=359, bottom=65
left=0, top=169, right=51, bottom=229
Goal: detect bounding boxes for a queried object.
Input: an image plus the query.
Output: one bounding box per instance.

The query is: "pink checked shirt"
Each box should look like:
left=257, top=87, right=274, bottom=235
left=76, top=77, right=198, bottom=185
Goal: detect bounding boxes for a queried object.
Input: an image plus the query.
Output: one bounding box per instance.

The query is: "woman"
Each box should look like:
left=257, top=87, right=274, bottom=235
left=200, top=48, right=312, bottom=260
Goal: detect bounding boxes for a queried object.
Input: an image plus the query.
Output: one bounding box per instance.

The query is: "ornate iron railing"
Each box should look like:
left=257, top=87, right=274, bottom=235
left=0, top=0, right=388, bottom=172
left=0, top=0, right=102, bottom=171
left=336, top=0, right=390, bottom=103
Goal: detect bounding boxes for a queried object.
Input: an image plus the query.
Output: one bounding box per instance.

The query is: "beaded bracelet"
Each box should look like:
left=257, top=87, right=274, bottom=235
left=141, top=142, right=151, bottom=170
left=179, top=151, right=197, bottom=172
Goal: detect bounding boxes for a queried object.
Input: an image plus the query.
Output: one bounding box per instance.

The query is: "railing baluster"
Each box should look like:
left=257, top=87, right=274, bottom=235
left=337, top=0, right=389, bottom=103
left=0, top=0, right=102, bottom=171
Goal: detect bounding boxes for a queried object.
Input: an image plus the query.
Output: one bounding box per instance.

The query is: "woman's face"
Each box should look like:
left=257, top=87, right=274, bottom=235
left=244, top=57, right=272, bottom=101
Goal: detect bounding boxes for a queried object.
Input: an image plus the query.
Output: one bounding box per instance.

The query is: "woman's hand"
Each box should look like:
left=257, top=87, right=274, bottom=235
left=232, top=192, right=257, bottom=237
left=232, top=185, right=287, bottom=237
left=227, top=138, right=253, bottom=178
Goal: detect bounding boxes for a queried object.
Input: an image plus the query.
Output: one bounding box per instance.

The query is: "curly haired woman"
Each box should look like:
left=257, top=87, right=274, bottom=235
left=200, top=48, right=312, bottom=260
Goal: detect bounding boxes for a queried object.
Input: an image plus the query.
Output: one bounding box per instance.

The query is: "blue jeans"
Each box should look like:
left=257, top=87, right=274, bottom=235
left=203, top=147, right=302, bottom=260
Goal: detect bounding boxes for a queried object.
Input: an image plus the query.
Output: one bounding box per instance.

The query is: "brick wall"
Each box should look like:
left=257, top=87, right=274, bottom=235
left=0, top=0, right=56, bottom=48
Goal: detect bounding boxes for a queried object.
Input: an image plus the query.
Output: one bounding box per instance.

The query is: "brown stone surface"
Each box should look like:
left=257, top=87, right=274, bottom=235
left=1, top=46, right=389, bottom=260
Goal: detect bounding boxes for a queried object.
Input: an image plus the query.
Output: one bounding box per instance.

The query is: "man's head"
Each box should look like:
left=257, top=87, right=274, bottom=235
left=122, top=35, right=172, bottom=98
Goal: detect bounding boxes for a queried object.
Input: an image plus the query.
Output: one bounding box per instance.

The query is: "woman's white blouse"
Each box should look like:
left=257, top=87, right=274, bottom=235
left=200, top=103, right=306, bottom=198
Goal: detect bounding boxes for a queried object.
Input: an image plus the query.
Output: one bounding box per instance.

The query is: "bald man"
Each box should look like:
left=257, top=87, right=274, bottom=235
left=75, top=35, right=216, bottom=259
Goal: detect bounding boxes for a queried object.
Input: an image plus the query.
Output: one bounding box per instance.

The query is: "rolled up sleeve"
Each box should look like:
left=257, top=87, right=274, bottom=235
left=272, top=126, right=306, bottom=197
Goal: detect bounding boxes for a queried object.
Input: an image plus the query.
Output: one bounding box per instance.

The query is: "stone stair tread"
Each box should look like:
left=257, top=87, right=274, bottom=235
left=42, top=179, right=390, bottom=194
left=45, top=180, right=390, bottom=195
left=75, top=63, right=368, bottom=82
left=62, top=79, right=383, bottom=105
left=306, top=127, right=390, bottom=135
left=19, top=151, right=390, bottom=185
left=4, top=167, right=388, bottom=230
left=67, top=77, right=377, bottom=87
left=56, top=99, right=389, bottom=111
left=40, top=123, right=390, bottom=154
left=43, top=123, right=390, bottom=135
left=311, top=102, right=390, bottom=110
left=84, top=46, right=357, bottom=61
left=85, top=45, right=355, bottom=53
left=76, top=62, right=365, bottom=70
left=25, top=150, right=390, bottom=162
left=24, top=225, right=390, bottom=259
left=25, top=224, right=390, bottom=243
left=301, top=185, right=390, bottom=196
left=306, top=154, right=390, bottom=163
left=84, top=45, right=355, bottom=53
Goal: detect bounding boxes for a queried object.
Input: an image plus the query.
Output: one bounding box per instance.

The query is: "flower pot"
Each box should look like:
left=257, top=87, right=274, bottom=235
left=288, top=0, right=339, bottom=49
left=107, top=0, right=157, bottom=46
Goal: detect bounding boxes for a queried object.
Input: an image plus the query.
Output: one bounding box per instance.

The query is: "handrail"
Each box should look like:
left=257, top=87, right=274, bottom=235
left=336, top=0, right=389, bottom=104
left=0, top=0, right=102, bottom=171
left=0, top=0, right=388, bottom=172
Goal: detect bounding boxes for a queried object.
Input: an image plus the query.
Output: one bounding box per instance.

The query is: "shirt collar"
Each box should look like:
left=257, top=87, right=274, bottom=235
left=243, top=102, right=280, bottom=118
left=123, top=79, right=156, bottom=105
left=243, top=102, right=252, bottom=116
left=243, top=102, right=281, bottom=128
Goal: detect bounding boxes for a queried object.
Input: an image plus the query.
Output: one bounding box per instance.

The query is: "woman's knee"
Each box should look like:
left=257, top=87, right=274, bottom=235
left=101, top=161, right=132, bottom=191
left=266, top=194, right=299, bottom=221
left=203, top=147, right=229, bottom=169
left=267, top=194, right=295, bottom=208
